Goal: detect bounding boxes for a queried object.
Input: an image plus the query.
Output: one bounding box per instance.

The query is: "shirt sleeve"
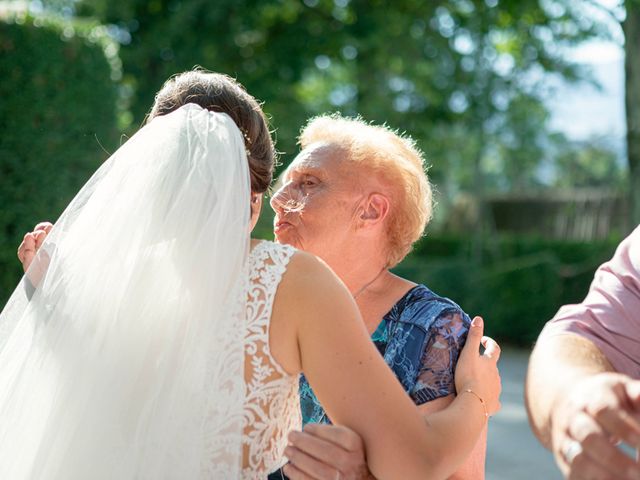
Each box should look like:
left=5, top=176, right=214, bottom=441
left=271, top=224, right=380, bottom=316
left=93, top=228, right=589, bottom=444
left=410, top=310, right=469, bottom=405
left=540, top=225, right=640, bottom=378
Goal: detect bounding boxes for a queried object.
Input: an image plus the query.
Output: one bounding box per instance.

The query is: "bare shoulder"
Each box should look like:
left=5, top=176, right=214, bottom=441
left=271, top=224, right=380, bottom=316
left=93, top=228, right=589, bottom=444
left=269, top=249, right=357, bottom=375
left=286, top=249, right=336, bottom=280
left=278, top=249, right=363, bottom=351
left=279, top=250, right=351, bottom=305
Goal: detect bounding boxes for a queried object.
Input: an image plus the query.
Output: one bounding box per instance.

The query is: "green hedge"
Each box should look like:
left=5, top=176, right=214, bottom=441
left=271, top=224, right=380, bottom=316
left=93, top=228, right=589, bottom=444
left=0, top=13, right=120, bottom=305
left=395, top=234, right=622, bottom=346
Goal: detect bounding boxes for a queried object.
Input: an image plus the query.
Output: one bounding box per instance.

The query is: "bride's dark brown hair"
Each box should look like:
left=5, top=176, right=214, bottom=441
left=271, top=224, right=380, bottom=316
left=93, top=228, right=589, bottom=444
left=147, top=69, right=275, bottom=194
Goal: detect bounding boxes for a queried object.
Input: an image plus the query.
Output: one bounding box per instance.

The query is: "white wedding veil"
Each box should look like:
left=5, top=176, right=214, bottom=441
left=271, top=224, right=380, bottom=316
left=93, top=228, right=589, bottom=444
left=0, top=104, right=250, bottom=479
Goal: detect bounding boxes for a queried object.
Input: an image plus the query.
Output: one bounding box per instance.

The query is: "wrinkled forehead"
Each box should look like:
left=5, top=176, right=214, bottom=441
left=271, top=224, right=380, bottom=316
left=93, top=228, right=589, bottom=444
left=284, top=142, right=349, bottom=179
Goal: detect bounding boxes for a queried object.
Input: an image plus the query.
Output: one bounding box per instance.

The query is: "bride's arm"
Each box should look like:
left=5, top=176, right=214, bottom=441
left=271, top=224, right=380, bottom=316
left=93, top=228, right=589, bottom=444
left=278, top=252, right=499, bottom=480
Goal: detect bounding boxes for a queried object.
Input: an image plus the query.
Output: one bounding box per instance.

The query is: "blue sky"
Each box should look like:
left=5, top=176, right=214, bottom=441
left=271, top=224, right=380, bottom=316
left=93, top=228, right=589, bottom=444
left=547, top=0, right=625, bottom=148
left=549, top=41, right=625, bottom=142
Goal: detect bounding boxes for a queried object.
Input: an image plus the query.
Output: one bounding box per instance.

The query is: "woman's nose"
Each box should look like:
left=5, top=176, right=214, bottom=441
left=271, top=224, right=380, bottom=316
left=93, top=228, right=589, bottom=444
left=269, top=187, right=284, bottom=211
left=270, top=184, right=304, bottom=213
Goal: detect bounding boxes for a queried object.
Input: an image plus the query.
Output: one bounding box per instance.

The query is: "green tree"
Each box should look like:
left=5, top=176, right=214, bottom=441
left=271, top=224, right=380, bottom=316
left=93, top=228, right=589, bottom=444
left=553, top=137, right=625, bottom=189
left=624, top=0, right=640, bottom=224
left=0, top=12, right=120, bottom=304
left=37, top=0, right=614, bottom=222
left=55, top=1, right=601, bottom=158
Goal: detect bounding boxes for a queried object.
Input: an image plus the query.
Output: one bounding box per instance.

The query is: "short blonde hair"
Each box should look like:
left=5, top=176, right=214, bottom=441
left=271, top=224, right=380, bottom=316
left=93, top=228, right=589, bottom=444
left=300, top=114, right=432, bottom=267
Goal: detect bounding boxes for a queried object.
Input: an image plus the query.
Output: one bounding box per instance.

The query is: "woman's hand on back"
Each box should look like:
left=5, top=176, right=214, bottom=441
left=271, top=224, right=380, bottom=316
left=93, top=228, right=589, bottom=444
left=17, top=221, right=53, bottom=290
left=454, top=316, right=502, bottom=416
left=17, top=222, right=52, bottom=272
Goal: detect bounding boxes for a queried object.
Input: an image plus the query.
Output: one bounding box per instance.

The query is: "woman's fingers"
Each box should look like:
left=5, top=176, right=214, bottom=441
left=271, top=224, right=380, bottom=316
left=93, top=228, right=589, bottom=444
left=34, top=221, right=53, bottom=233
left=17, top=222, right=52, bottom=270
left=34, top=230, right=48, bottom=249
left=17, top=232, right=37, bottom=270
left=481, top=336, right=501, bottom=361
left=463, top=316, right=484, bottom=354
left=283, top=462, right=321, bottom=480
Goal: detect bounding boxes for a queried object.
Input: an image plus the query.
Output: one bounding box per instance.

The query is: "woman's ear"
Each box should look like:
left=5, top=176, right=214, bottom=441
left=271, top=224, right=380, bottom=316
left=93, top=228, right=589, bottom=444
left=250, top=194, right=263, bottom=231
left=359, top=193, right=389, bottom=225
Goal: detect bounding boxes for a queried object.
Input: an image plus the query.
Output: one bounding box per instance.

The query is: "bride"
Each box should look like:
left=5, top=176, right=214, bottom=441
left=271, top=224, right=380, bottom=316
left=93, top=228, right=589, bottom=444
left=5, top=70, right=500, bottom=479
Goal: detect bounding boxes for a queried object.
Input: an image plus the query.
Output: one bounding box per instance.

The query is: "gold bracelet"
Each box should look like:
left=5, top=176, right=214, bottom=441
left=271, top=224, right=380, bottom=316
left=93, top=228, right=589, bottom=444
left=462, top=388, right=489, bottom=419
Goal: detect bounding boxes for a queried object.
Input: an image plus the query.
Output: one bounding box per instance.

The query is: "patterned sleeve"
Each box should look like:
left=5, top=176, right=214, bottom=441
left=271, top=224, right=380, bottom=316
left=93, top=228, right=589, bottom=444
left=410, top=310, right=469, bottom=405
left=298, top=375, right=330, bottom=426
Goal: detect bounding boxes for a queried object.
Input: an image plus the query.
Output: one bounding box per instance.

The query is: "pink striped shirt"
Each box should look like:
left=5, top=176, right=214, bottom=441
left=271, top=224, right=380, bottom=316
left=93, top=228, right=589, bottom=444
left=540, top=225, right=640, bottom=378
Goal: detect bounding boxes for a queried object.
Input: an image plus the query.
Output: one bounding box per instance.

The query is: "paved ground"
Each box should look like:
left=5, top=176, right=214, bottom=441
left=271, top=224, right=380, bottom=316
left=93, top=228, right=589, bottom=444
left=485, top=348, right=563, bottom=480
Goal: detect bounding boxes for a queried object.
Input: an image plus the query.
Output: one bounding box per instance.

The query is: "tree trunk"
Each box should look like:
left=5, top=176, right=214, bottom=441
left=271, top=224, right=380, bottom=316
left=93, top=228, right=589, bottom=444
left=624, top=1, right=640, bottom=228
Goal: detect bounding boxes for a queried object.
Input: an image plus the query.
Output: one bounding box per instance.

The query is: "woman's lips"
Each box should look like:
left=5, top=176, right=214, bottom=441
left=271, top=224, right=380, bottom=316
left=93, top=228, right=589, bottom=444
left=274, top=220, right=293, bottom=233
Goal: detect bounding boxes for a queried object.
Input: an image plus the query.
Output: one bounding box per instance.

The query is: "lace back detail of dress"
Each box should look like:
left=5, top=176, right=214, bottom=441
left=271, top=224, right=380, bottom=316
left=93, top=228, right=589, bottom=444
left=242, top=241, right=301, bottom=479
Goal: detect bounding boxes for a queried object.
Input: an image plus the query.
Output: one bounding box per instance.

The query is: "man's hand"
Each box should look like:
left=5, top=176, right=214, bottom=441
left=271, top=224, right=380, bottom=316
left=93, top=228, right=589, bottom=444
left=17, top=222, right=53, bottom=272
left=283, top=423, right=374, bottom=480
left=551, top=372, right=640, bottom=480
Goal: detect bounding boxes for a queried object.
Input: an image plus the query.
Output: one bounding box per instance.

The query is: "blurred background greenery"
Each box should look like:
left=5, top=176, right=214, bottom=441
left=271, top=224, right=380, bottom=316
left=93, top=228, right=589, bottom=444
left=1, top=0, right=637, bottom=345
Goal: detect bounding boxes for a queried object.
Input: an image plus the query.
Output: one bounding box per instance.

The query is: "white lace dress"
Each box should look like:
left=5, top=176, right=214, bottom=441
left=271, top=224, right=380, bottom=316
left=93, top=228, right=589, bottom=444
left=242, top=241, right=301, bottom=479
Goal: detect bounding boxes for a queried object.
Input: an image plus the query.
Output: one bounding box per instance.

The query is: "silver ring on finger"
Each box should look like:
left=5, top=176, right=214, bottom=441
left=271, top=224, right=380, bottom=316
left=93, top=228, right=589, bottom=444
left=562, top=439, right=582, bottom=465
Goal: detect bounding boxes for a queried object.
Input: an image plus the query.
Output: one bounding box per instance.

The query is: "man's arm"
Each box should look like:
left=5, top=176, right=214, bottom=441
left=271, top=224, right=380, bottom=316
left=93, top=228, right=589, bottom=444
left=526, top=227, right=640, bottom=479
left=525, top=333, right=640, bottom=479
left=526, top=333, right=616, bottom=447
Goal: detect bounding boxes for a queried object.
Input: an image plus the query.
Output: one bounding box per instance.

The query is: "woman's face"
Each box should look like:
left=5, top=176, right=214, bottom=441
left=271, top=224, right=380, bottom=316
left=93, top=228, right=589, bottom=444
left=269, top=143, right=363, bottom=262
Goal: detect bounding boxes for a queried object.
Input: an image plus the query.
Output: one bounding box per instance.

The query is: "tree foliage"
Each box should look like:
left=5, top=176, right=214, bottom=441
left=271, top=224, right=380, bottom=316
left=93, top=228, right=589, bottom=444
left=624, top=0, right=640, bottom=224
left=553, top=137, right=625, bottom=189
left=0, top=13, right=120, bottom=303
left=64, top=0, right=605, bottom=187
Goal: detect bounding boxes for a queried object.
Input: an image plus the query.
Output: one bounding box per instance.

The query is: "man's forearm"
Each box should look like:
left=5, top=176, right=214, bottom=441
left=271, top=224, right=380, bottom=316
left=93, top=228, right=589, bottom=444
left=524, top=333, right=614, bottom=447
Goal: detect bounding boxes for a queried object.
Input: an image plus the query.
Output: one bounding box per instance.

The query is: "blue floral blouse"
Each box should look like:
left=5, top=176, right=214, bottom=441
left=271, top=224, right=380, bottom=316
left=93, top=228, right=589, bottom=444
left=299, top=284, right=471, bottom=425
